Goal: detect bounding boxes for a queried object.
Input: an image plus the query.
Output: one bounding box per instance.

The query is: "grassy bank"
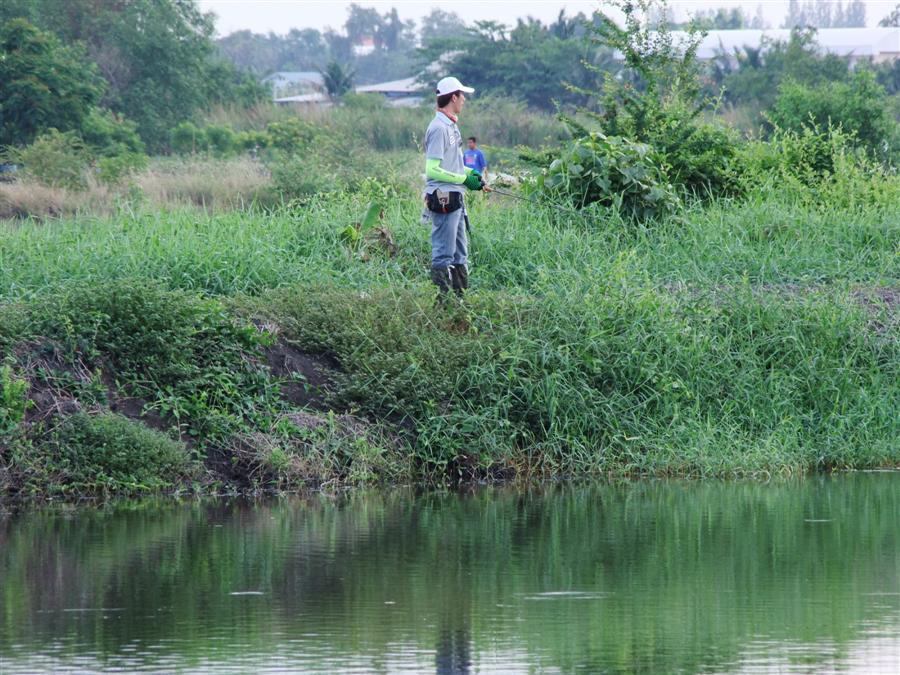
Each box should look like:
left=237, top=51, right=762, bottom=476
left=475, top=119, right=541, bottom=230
left=0, top=183, right=898, bottom=500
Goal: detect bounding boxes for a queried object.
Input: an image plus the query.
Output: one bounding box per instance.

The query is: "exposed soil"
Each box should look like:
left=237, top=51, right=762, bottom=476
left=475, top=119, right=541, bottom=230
left=264, top=340, right=337, bottom=410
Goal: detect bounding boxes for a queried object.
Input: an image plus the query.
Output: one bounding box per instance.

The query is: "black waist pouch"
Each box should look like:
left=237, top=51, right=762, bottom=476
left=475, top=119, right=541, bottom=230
left=426, top=189, right=463, bottom=214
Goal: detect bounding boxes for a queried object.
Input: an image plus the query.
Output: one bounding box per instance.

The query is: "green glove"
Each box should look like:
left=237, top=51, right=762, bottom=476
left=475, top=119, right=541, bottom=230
left=463, top=170, right=484, bottom=191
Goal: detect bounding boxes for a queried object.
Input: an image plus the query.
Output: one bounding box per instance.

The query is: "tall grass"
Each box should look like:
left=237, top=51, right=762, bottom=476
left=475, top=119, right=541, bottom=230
left=1, top=177, right=897, bottom=482
left=206, top=96, right=566, bottom=152
left=1, top=186, right=897, bottom=298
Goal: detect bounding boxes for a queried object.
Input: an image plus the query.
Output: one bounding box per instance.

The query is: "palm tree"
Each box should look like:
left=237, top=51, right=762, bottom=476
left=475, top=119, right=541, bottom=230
left=320, top=61, right=355, bottom=101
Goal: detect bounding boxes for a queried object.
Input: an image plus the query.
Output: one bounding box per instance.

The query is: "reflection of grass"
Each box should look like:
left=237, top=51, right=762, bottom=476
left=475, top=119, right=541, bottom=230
left=0, top=477, right=898, bottom=672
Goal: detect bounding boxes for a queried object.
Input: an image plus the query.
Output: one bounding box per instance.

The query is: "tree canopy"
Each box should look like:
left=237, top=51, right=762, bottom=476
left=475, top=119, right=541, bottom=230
left=0, top=18, right=104, bottom=147
left=0, top=0, right=266, bottom=151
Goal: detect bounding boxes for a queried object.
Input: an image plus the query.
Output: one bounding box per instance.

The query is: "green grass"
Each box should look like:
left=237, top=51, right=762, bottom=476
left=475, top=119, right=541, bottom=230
left=0, top=178, right=898, bottom=496
left=0, top=181, right=897, bottom=299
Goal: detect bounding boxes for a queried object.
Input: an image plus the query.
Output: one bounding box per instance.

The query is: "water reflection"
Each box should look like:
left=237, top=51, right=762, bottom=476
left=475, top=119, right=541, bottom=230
left=0, top=474, right=898, bottom=673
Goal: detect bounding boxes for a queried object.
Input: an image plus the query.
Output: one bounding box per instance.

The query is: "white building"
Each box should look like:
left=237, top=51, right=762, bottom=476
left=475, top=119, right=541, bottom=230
left=355, top=77, right=425, bottom=107
left=261, top=71, right=325, bottom=98
left=692, top=27, right=900, bottom=64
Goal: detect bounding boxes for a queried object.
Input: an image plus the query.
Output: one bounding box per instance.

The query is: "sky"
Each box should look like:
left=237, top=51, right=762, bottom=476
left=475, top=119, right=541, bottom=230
left=198, top=1, right=900, bottom=36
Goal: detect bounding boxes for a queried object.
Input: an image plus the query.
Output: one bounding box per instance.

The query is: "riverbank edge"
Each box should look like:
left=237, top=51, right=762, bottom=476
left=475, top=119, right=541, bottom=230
left=1, top=280, right=898, bottom=503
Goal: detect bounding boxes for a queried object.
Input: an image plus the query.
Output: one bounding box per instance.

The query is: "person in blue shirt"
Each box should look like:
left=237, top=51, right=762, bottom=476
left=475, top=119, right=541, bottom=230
left=463, top=137, right=487, bottom=180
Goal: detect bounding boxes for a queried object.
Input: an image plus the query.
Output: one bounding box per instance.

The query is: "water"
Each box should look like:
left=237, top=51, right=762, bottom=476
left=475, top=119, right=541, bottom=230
left=1, top=474, right=898, bottom=674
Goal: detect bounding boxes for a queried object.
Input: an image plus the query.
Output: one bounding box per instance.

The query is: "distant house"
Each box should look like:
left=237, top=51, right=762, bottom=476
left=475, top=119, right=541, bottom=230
left=352, top=37, right=376, bottom=57
left=687, top=27, right=900, bottom=65
left=261, top=71, right=325, bottom=98
left=355, top=77, right=425, bottom=107
left=273, top=92, right=331, bottom=106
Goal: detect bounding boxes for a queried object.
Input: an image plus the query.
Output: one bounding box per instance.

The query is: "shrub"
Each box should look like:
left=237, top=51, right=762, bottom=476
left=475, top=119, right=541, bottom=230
left=34, top=281, right=277, bottom=442
left=0, top=364, right=28, bottom=435
left=5, top=129, right=90, bottom=190
left=539, top=132, right=678, bottom=220
left=205, top=124, right=237, bottom=157
left=97, top=152, right=148, bottom=185
left=740, top=125, right=864, bottom=185
left=767, top=69, right=898, bottom=161
left=236, top=130, right=272, bottom=151
left=270, top=154, right=334, bottom=200
left=570, top=1, right=742, bottom=199
left=43, top=412, right=195, bottom=495
left=652, top=115, right=742, bottom=199
left=170, top=122, right=208, bottom=155
left=266, top=118, right=318, bottom=151
left=80, top=107, right=145, bottom=157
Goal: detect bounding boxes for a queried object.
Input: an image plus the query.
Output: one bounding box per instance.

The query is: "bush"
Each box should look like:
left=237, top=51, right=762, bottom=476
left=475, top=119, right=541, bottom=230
left=570, top=1, right=740, bottom=199
left=80, top=107, right=145, bottom=157
left=266, top=118, right=318, bottom=151
left=43, top=412, right=195, bottom=495
left=34, top=281, right=277, bottom=442
left=737, top=125, right=895, bottom=209
left=767, top=69, right=898, bottom=161
left=170, top=122, right=208, bottom=155
left=740, top=125, right=864, bottom=184
left=205, top=124, right=237, bottom=156
left=96, top=152, right=148, bottom=185
left=539, top=132, right=678, bottom=220
left=652, top=116, right=742, bottom=199
left=236, top=130, right=272, bottom=151
left=5, top=129, right=90, bottom=190
left=270, top=154, right=334, bottom=200
left=0, top=364, right=28, bottom=435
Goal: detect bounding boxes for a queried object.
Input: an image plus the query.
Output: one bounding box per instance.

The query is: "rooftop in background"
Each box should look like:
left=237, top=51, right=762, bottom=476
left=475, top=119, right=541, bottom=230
left=355, top=77, right=423, bottom=96
left=691, top=27, right=900, bottom=62
left=262, top=71, right=324, bottom=97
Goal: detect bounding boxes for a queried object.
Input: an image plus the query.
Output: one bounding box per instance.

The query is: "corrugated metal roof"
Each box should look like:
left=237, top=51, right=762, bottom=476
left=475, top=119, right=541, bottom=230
left=274, top=92, right=330, bottom=104
left=355, top=77, right=423, bottom=94
left=262, top=71, right=324, bottom=85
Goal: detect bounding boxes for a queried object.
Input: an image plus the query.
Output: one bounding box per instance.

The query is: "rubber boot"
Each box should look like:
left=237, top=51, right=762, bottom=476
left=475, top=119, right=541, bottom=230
left=431, top=265, right=452, bottom=305
left=450, top=265, right=468, bottom=298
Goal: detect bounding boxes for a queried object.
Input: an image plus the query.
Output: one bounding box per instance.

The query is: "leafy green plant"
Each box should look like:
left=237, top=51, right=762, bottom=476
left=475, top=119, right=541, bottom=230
left=569, top=0, right=741, bottom=199
left=80, top=107, right=145, bottom=157
left=0, top=364, right=28, bottom=435
left=236, top=129, right=272, bottom=151
left=43, top=412, right=196, bottom=496
left=767, top=69, right=898, bottom=161
left=266, top=118, right=318, bottom=151
left=5, top=129, right=90, bottom=190
left=170, top=122, right=208, bottom=155
left=539, top=132, right=678, bottom=220
left=205, top=124, right=237, bottom=157
left=97, top=152, right=148, bottom=185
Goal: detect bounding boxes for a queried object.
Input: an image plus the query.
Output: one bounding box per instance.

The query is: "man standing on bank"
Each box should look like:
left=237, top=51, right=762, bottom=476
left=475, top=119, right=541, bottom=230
left=423, top=76, right=484, bottom=301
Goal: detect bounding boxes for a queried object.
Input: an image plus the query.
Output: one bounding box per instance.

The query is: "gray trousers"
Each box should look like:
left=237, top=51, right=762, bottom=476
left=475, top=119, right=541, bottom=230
left=430, top=207, right=467, bottom=270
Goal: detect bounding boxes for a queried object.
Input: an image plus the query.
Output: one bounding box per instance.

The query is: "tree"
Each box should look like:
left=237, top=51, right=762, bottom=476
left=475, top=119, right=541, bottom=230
left=715, top=29, right=850, bottom=108
left=0, top=19, right=104, bottom=147
left=0, top=0, right=265, bottom=152
left=421, top=15, right=610, bottom=111
left=321, top=61, right=355, bottom=100
left=419, top=9, right=468, bottom=44
left=879, top=4, right=900, bottom=26
left=344, top=4, right=381, bottom=45
left=691, top=8, right=749, bottom=30
left=783, top=0, right=866, bottom=28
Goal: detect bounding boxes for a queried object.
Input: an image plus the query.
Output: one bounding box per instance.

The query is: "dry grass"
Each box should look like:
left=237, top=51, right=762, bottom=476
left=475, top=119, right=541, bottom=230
left=137, top=157, right=274, bottom=210
left=0, top=180, right=113, bottom=220
left=0, top=157, right=276, bottom=220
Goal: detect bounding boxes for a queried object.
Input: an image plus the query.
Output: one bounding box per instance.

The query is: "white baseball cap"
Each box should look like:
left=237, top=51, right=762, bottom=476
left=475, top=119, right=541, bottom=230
left=436, top=76, right=474, bottom=96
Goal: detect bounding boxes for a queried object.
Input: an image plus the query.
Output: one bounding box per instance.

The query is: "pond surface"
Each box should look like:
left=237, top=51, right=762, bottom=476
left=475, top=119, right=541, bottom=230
left=1, top=474, right=898, bottom=674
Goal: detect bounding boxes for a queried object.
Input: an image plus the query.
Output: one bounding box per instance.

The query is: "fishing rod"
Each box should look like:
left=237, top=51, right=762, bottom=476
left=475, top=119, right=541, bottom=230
left=485, top=186, right=583, bottom=216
